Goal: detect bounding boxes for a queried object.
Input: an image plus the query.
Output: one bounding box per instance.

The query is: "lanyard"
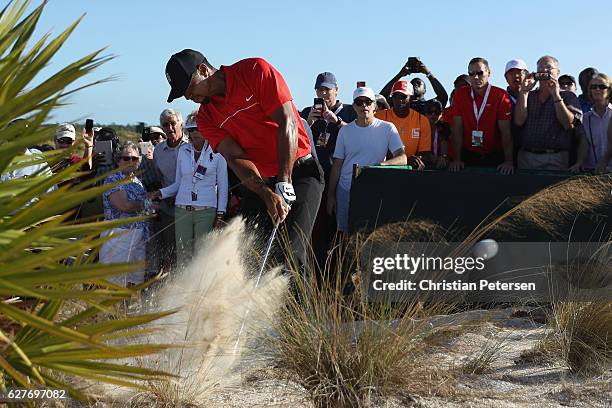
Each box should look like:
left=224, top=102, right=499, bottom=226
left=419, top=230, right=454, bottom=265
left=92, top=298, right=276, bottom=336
left=471, top=83, right=491, bottom=130
left=323, top=102, right=345, bottom=133
left=191, top=141, right=209, bottom=192
left=433, top=127, right=439, bottom=157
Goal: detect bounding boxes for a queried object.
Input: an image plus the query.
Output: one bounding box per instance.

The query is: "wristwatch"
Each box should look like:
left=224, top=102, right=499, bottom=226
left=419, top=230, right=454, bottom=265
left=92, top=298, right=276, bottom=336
left=336, top=117, right=343, bottom=126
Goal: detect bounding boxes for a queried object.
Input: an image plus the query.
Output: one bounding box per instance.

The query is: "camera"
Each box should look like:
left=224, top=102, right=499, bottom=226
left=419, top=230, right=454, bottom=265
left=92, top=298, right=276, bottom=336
left=533, top=72, right=552, bottom=81
left=313, top=97, right=324, bottom=110
left=85, top=118, right=94, bottom=133
left=408, top=57, right=419, bottom=73
left=356, top=81, right=366, bottom=88
left=141, top=126, right=152, bottom=141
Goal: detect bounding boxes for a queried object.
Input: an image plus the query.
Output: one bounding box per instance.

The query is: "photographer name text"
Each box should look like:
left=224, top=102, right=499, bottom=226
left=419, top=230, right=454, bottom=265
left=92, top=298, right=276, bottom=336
left=372, top=279, right=536, bottom=292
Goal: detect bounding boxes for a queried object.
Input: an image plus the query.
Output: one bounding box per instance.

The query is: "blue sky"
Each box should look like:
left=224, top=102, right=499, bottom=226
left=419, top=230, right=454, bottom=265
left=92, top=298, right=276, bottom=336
left=29, top=0, right=612, bottom=127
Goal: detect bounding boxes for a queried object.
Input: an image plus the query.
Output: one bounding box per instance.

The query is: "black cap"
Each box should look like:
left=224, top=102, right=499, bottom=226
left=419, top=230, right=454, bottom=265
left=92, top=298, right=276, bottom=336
left=558, top=74, right=576, bottom=84
left=165, top=49, right=205, bottom=103
left=454, top=74, right=470, bottom=88
left=95, top=127, right=118, bottom=142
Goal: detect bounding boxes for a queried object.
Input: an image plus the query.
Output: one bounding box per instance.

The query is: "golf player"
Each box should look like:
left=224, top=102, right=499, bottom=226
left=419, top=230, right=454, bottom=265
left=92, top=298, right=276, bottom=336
left=165, top=49, right=324, bottom=271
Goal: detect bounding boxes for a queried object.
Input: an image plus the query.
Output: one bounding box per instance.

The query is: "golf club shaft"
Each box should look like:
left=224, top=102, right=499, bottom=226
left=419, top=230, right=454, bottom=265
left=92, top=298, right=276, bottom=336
left=233, top=217, right=281, bottom=352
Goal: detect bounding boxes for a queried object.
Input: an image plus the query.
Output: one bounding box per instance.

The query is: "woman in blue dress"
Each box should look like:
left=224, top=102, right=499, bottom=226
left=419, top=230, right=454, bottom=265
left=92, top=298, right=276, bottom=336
left=100, top=142, right=156, bottom=286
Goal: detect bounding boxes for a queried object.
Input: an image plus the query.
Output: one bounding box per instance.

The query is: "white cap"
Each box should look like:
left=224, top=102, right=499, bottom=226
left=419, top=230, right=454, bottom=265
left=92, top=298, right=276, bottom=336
left=352, top=87, right=376, bottom=102
left=505, top=59, right=528, bottom=74
left=55, top=123, right=76, bottom=140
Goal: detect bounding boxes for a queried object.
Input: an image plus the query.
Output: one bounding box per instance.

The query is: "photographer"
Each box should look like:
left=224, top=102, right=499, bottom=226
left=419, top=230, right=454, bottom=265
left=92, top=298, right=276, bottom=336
left=300, top=72, right=356, bottom=268
left=137, top=126, right=165, bottom=192
left=380, top=57, right=448, bottom=114
left=514, top=56, right=583, bottom=170
left=91, top=127, right=121, bottom=180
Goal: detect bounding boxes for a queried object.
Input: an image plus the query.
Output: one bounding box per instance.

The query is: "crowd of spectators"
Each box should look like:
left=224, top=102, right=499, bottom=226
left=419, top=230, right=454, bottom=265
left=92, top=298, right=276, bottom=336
left=4, top=55, right=611, bottom=284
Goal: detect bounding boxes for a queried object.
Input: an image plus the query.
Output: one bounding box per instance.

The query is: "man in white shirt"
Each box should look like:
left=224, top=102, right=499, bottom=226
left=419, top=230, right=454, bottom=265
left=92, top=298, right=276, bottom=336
left=327, top=87, right=407, bottom=233
left=1, top=146, right=56, bottom=207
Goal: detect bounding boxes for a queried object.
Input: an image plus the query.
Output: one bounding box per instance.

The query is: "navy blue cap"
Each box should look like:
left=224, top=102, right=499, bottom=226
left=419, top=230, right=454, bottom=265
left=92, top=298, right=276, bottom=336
left=165, top=49, right=205, bottom=103
left=314, top=72, right=338, bottom=89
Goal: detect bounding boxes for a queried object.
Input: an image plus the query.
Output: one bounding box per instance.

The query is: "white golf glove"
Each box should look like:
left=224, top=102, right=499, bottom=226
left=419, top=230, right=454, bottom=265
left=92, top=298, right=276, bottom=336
left=274, top=181, right=296, bottom=208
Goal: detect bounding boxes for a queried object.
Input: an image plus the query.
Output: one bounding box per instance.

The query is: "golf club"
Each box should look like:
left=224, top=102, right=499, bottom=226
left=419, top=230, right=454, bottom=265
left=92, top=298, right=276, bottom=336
left=233, top=216, right=281, bottom=353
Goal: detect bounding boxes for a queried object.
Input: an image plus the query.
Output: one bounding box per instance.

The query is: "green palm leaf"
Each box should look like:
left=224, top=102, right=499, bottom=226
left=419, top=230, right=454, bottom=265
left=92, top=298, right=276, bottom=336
left=0, top=1, right=176, bottom=399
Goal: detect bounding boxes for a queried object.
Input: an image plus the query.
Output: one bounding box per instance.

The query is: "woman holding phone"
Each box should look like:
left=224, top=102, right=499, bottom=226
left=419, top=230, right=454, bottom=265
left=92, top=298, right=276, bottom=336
left=150, top=112, right=228, bottom=268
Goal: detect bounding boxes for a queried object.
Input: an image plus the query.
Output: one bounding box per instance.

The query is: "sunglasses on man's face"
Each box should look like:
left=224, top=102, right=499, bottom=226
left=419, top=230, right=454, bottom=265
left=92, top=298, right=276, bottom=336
left=354, top=99, right=374, bottom=107
left=121, top=156, right=140, bottom=162
left=468, top=70, right=486, bottom=77
left=590, top=84, right=608, bottom=90
left=56, top=137, right=73, bottom=145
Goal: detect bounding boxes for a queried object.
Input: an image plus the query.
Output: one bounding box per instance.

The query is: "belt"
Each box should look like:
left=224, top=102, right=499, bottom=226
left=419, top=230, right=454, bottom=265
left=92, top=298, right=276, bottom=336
left=523, top=148, right=566, bottom=154
left=295, top=153, right=313, bottom=167
left=261, top=154, right=315, bottom=185
left=177, top=204, right=214, bottom=212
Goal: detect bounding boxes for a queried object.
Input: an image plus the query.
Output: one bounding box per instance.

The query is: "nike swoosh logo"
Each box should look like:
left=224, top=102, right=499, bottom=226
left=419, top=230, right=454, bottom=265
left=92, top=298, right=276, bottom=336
left=245, top=95, right=253, bottom=102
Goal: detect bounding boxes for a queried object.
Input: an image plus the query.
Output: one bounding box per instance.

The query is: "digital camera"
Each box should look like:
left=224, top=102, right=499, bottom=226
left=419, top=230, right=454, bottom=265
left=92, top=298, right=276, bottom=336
left=533, top=72, right=552, bottom=81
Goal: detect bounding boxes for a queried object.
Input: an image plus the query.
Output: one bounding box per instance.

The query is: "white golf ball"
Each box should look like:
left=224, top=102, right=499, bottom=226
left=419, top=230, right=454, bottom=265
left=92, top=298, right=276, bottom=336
left=473, top=239, right=499, bottom=260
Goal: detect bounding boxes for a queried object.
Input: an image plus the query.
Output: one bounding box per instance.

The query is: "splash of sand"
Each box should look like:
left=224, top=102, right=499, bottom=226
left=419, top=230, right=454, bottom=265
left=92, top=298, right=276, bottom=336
left=111, top=217, right=288, bottom=406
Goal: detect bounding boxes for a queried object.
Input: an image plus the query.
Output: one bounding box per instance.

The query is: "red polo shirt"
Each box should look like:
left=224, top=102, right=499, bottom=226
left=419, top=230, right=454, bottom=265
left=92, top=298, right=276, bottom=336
left=196, top=58, right=311, bottom=177
left=451, top=84, right=511, bottom=154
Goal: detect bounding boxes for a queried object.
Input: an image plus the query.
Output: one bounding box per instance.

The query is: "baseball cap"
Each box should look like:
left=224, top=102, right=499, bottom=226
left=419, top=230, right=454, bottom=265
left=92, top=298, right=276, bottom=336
left=352, top=87, right=376, bottom=102
left=55, top=123, right=76, bottom=141
left=314, top=72, right=338, bottom=89
left=390, top=80, right=414, bottom=97
left=165, top=49, right=205, bottom=103
left=558, top=74, right=576, bottom=84
left=504, top=59, right=528, bottom=74
left=454, top=74, right=470, bottom=87
left=95, top=127, right=118, bottom=142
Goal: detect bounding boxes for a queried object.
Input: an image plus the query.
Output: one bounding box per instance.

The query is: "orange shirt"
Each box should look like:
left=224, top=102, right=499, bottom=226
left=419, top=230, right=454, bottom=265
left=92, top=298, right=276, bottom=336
left=375, top=108, right=431, bottom=156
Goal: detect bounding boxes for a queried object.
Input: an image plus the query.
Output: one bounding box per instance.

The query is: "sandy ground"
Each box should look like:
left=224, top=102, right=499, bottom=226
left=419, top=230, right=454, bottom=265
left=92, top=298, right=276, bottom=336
left=203, top=308, right=611, bottom=408
left=56, top=307, right=610, bottom=408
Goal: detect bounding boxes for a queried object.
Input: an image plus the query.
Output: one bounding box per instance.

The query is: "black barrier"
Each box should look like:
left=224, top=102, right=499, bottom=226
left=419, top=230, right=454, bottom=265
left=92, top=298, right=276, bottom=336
left=348, top=166, right=611, bottom=242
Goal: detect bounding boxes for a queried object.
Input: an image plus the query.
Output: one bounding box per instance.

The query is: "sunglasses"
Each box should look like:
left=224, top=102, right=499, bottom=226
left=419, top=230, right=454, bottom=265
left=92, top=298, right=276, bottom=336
left=468, top=70, right=486, bottom=77
left=354, top=99, right=374, bottom=107
left=121, top=156, right=140, bottom=162
left=56, top=137, right=74, bottom=144
left=590, top=84, right=608, bottom=90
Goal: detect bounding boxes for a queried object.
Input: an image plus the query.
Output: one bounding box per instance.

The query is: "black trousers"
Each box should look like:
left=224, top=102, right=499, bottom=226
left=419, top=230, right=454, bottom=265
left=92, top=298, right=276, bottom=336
left=463, top=149, right=504, bottom=167
left=240, top=157, right=325, bottom=273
